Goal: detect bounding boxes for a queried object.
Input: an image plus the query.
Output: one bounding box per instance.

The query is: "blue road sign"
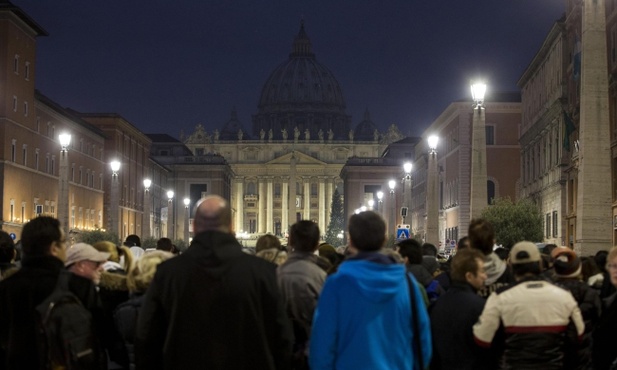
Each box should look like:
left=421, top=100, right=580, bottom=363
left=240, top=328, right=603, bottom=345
left=9, top=233, right=16, bottom=240
left=396, top=224, right=410, bottom=240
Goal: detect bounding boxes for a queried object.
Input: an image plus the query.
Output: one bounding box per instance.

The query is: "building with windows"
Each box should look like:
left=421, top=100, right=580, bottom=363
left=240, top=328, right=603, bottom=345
left=0, top=3, right=105, bottom=239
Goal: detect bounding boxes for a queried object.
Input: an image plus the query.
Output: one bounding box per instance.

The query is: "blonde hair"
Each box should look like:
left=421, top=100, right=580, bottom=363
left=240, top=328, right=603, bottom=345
left=92, top=241, right=134, bottom=271
left=127, top=250, right=174, bottom=293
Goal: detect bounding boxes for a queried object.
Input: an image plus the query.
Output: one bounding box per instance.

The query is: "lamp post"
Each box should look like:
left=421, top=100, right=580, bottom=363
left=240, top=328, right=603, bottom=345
left=377, top=191, right=384, bottom=215
left=470, top=81, right=488, bottom=219
left=426, top=135, right=440, bottom=246
left=183, top=197, right=190, bottom=242
left=58, top=134, right=71, bottom=237
left=143, top=178, right=152, bottom=239
left=402, top=162, right=412, bottom=226
left=388, top=179, right=396, bottom=236
left=109, top=160, right=121, bottom=237
left=167, top=190, right=174, bottom=239
left=368, top=199, right=375, bottom=211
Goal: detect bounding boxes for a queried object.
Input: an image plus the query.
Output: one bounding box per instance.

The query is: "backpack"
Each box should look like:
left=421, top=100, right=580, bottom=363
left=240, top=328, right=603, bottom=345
left=424, top=280, right=441, bottom=303
left=36, top=270, right=100, bottom=370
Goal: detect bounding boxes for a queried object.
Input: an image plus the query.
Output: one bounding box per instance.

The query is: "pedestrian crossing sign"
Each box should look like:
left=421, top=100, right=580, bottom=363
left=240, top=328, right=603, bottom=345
left=396, top=224, right=410, bottom=240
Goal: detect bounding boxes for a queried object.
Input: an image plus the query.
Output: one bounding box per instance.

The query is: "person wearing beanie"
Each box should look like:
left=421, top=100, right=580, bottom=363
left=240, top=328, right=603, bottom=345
left=551, top=248, right=601, bottom=370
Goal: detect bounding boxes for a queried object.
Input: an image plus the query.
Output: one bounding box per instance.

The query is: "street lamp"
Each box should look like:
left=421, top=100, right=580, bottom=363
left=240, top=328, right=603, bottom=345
left=109, top=160, right=121, bottom=237
left=143, top=178, right=152, bottom=239
left=368, top=199, right=375, bottom=210
left=402, top=162, right=412, bottom=226
left=58, top=134, right=71, bottom=237
left=167, top=190, right=174, bottom=239
left=388, top=179, right=396, bottom=236
left=183, top=197, right=190, bottom=242
left=470, top=81, right=488, bottom=219
left=376, top=191, right=384, bottom=215
left=426, top=135, right=440, bottom=246
left=58, top=134, right=71, bottom=238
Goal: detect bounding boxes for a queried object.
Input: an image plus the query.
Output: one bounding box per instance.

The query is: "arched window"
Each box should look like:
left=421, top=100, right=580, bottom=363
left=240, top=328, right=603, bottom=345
left=247, top=182, right=256, bottom=195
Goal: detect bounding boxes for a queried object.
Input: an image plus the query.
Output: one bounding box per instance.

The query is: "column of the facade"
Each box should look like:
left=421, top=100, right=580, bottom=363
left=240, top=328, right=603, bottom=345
left=318, top=177, right=326, bottom=234
left=325, top=177, right=334, bottom=228
left=266, top=177, right=273, bottom=233
left=235, top=177, right=244, bottom=232
left=258, top=178, right=266, bottom=233
left=303, top=178, right=311, bottom=220
left=282, top=177, right=289, bottom=232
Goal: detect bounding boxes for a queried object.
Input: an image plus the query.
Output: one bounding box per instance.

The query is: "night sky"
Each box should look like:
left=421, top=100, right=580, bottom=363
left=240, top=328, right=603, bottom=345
left=16, top=0, right=564, bottom=138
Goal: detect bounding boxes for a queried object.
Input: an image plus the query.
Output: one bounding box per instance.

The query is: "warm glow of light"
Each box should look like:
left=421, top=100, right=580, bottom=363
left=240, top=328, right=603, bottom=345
left=143, top=178, right=152, bottom=189
left=110, top=160, right=121, bottom=173
left=388, top=180, right=396, bottom=190
left=59, top=133, right=72, bottom=149
left=183, top=197, right=190, bottom=206
left=377, top=191, right=384, bottom=200
left=471, top=82, right=487, bottom=103
left=428, top=135, right=439, bottom=150
left=167, top=190, right=174, bottom=200
left=403, top=162, right=412, bottom=174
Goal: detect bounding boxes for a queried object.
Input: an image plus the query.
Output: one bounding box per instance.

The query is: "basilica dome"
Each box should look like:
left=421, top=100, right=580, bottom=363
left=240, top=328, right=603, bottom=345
left=252, top=22, right=351, bottom=140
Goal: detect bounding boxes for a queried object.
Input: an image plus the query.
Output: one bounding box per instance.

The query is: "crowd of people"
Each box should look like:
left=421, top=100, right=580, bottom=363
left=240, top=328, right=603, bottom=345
left=0, top=195, right=616, bottom=369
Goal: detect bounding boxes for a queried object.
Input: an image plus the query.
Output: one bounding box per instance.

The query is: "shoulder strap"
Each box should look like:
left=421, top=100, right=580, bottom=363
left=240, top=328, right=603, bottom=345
left=406, top=273, right=423, bottom=370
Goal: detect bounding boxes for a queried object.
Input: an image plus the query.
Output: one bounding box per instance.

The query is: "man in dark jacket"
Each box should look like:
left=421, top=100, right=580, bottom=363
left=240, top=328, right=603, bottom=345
left=135, top=195, right=293, bottom=370
left=429, top=248, right=495, bottom=370
left=0, top=216, right=106, bottom=369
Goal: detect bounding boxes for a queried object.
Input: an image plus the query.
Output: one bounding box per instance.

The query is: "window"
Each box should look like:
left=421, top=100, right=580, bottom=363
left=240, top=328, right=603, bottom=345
left=552, top=211, right=558, bottom=237
left=487, top=180, right=495, bottom=205
left=22, top=145, right=27, bottom=166
left=36, top=117, right=40, bottom=132
left=51, top=156, right=55, bottom=175
left=35, top=204, right=43, bottom=216
left=12, top=96, right=17, bottom=112
left=25, top=62, right=30, bottom=80
left=35, top=149, right=39, bottom=170
left=47, top=122, right=51, bottom=136
left=11, top=140, right=16, bottom=162
left=71, top=164, right=75, bottom=182
left=21, top=202, right=26, bottom=223
left=546, top=213, right=551, bottom=238
left=71, top=207, right=75, bottom=228
left=10, top=200, right=15, bottom=221
left=485, top=125, right=495, bottom=145
left=79, top=167, right=83, bottom=184
left=13, top=55, right=19, bottom=74
left=23, top=101, right=28, bottom=116
left=45, top=154, right=50, bottom=173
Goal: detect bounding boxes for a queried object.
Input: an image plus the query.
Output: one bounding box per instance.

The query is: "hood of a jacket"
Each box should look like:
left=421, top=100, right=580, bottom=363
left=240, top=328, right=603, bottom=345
left=408, top=264, right=434, bottom=287
left=185, top=230, right=245, bottom=280
left=337, top=259, right=406, bottom=303
left=99, top=270, right=128, bottom=291
left=484, top=252, right=507, bottom=285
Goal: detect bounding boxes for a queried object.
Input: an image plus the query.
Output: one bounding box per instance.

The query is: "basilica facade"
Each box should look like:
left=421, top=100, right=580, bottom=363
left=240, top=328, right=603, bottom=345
left=179, top=23, right=405, bottom=236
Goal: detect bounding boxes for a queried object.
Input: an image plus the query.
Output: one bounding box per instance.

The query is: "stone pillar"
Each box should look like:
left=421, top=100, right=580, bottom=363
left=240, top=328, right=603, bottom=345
left=235, top=178, right=244, bottom=232
left=576, top=0, right=612, bottom=255
left=318, top=178, right=326, bottom=234
left=267, top=177, right=273, bottom=233
left=304, top=178, right=311, bottom=220
left=426, top=150, right=439, bottom=245
left=258, top=178, right=265, bottom=233
left=282, top=178, right=289, bottom=233
left=325, top=178, right=334, bottom=228
left=470, top=106, right=488, bottom=219
left=289, top=153, right=297, bottom=227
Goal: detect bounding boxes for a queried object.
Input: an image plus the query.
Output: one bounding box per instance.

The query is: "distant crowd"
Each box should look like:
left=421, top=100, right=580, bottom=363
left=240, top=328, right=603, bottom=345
left=1, top=195, right=616, bottom=369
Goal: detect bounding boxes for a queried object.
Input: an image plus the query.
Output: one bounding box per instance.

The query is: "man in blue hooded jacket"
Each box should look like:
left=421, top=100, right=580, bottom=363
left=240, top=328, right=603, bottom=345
left=310, top=211, right=432, bottom=370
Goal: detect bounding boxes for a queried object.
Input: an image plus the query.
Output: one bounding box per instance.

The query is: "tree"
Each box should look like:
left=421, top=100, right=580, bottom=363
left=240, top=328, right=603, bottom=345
left=77, top=229, right=120, bottom=246
left=480, top=197, right=543, bottom=248
left=325, top=189, right=345, bottom=246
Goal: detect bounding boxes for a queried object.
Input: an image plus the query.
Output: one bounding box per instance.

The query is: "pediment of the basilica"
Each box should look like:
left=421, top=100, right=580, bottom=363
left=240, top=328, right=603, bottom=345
left=266, top=151, right=326, bottom=166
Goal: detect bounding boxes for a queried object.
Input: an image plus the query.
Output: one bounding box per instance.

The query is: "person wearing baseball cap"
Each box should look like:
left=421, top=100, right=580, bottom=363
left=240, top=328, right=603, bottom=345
left=473, top=241, right=585, bottom=369
left=66, top=243, right=110, bottom=286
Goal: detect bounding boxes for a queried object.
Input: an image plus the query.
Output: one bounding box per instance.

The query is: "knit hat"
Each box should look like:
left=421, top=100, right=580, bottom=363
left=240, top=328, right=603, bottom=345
left=65, top=243, right=110, bottom=267
left=509, top=241, right=541, bottom=264
left=552, top=248, right=581, bottom=278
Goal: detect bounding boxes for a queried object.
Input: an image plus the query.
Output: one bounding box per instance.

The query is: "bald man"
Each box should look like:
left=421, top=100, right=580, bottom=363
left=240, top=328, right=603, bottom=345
left=135, top=195, right=292, bottom=370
